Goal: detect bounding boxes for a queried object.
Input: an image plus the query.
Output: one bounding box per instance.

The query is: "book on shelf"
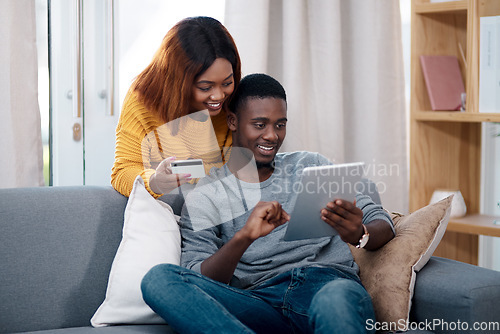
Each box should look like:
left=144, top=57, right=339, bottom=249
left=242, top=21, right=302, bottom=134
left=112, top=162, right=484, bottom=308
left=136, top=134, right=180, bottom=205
left=479, top=15, right=500, bottom=113
left=419, top=55, right=465, bottom=111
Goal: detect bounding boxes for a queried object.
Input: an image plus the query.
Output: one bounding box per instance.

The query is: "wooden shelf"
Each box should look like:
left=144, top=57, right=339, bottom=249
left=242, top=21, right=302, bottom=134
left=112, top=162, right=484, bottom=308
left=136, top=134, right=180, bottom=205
left=447, top=214, right=500, bottom=237
left=410, top=0, right=499, bottom=265
left=413, top=111, right=500, bottom=122
left=414, top=0, right=468, bottom=14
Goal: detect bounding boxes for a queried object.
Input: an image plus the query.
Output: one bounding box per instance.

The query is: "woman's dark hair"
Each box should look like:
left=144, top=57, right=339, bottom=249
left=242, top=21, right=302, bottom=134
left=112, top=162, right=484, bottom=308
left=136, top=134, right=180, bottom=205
left=133, top=16, right=241, bottom=123
left=229, top=73, right=287, bottom=114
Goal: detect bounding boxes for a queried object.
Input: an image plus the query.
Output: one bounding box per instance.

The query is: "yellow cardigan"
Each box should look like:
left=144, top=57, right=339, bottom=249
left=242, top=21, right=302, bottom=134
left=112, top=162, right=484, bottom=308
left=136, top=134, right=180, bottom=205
left=111, top=91, right=232, bottom=198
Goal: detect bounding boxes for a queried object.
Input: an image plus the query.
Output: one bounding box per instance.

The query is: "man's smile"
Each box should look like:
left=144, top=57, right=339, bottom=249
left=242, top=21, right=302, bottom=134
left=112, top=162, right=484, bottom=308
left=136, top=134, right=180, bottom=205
left=257, top=144, right=277, bottom=156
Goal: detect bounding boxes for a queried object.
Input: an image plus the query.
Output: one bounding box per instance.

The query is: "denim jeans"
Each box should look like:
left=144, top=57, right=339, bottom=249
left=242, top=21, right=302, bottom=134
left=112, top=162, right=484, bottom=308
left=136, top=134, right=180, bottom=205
left=141, top=264, right=376, bottom=334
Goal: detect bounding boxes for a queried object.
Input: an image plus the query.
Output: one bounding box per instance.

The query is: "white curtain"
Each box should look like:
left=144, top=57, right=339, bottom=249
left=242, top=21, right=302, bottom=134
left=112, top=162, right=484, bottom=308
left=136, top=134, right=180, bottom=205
left=0, top=0, right=44, bottom=188
left=225, top=0, right=408, bottom=212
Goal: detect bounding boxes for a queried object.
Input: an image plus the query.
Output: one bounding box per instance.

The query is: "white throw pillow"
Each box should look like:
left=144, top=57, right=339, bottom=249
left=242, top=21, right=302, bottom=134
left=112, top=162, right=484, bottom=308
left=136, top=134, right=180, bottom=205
left=91, top=176, right=181, bottom=327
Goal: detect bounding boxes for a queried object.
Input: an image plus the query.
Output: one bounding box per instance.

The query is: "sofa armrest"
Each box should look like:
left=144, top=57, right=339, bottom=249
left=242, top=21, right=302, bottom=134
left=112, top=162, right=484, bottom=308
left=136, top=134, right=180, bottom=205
left=410, top=256, right=500, bottom=334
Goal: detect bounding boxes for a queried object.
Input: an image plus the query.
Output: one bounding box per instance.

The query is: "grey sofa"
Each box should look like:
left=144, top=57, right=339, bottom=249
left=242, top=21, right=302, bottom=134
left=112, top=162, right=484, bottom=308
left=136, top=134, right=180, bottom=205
left=1, top=185, right=500, bottom=334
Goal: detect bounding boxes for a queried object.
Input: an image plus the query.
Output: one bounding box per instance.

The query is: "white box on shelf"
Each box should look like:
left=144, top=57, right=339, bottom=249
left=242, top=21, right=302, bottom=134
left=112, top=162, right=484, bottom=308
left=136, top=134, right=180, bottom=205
left=479, top=16, right=500, bottom=113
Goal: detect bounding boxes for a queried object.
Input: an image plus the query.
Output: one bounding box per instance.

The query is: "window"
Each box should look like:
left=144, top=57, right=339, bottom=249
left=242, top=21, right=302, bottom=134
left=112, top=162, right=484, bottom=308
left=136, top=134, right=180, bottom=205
left=38, top=0, right=225, bottom=186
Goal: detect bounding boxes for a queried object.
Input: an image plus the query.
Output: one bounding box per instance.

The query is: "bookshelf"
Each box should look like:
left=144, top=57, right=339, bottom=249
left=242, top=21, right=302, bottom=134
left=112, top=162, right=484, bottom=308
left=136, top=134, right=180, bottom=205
left=410, top=0, right=500, bottom=265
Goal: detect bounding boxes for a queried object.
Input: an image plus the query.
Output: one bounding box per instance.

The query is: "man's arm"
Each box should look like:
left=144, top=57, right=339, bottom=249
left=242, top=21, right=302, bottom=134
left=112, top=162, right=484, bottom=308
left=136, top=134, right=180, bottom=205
left=321, top=197, right=394, bottom=251
left=357, top=219, right=395, bottom=251
left=200, top=201, right=290, bottom=284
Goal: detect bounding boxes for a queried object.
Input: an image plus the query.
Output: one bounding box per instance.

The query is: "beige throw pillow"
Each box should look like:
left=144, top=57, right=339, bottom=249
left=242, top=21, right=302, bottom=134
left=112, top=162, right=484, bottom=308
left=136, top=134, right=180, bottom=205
left=350, top=195, right=452, bottom=325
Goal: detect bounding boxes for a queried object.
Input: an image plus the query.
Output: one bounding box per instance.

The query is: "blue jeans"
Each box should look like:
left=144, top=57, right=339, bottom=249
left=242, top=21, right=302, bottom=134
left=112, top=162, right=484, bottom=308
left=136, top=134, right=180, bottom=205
left=141, top=264, right=376, bottom=334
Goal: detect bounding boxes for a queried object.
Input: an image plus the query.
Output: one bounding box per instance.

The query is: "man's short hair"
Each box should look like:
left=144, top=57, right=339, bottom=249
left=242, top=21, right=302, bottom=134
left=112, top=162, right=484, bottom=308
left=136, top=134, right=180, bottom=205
left=229, top=73, right=287, bottom=114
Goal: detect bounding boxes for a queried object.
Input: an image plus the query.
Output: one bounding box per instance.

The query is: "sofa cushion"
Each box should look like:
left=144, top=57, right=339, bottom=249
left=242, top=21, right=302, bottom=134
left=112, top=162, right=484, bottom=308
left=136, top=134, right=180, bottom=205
left=0, top=186, right=127, bottom=333
left=91, top=177, right=180, bottom=326
left=350, top=196, right=452, bottom=328
left=20, top=324, right=175, bottom=333
left=411, top=256, right=500, bottom=334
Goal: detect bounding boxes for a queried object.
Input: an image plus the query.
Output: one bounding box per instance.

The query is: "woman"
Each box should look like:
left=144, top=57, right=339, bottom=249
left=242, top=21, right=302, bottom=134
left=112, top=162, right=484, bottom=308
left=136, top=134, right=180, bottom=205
left=111, top=16, right=241, bottom=197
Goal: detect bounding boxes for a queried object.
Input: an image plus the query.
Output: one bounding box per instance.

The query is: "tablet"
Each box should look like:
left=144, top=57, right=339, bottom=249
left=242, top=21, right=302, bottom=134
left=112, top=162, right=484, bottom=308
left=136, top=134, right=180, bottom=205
left=283, top=162, right=365, bottom=241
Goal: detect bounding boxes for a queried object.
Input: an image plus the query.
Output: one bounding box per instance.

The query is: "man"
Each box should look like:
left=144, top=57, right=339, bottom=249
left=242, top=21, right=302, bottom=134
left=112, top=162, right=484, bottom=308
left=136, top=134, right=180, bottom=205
left=142, top=73, right=395, bottom=333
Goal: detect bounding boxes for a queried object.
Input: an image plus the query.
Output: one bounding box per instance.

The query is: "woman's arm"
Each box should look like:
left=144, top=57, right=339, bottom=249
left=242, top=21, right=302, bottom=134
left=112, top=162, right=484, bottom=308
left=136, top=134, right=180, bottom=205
left=111, top=91, right=169, bottom=197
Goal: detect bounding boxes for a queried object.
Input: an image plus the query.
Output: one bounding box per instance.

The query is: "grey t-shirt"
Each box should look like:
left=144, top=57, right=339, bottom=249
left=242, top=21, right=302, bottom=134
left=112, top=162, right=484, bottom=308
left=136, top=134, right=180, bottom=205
left=179, top=151, right=393, bottom=290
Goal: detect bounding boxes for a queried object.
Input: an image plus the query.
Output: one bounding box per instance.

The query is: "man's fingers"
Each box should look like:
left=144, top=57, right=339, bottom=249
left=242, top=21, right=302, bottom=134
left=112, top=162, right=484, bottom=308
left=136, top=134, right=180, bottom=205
left=264, top=201, right=282, bottom=222
left=326, top=202, right=350, bottom=220
left=321, top=211, right=350, bottom=234
left=326, top=200, right=362, bottom=220
left=322, top=208, right=343, bottom=225
left=281, top=209, right=290, bottom=222
left=271, top=202, right=283, bottom=222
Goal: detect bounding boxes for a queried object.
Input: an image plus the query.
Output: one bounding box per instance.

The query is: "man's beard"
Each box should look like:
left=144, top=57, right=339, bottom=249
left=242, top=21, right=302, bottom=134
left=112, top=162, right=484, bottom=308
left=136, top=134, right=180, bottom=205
left=256, top=160, right=275, bottom=169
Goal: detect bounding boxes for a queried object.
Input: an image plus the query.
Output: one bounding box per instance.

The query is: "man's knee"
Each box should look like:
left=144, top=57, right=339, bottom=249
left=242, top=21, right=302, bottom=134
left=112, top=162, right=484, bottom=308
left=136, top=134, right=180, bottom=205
left=141, top=263, right=184, bottom=300
left=310, top=279, right=371, bottom=313
left=309, top=279, right=375, bottom=333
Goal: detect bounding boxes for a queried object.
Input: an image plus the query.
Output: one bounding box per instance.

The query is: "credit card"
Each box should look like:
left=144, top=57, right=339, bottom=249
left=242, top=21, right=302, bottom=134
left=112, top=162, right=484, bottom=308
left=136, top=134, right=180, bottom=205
left=171, top=159, right=205, bottom=178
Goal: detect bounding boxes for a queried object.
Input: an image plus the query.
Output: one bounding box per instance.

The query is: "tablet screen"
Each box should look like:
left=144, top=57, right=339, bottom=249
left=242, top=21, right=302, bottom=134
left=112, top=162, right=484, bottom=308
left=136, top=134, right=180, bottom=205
left=283, top=162, right=365, bottom=241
